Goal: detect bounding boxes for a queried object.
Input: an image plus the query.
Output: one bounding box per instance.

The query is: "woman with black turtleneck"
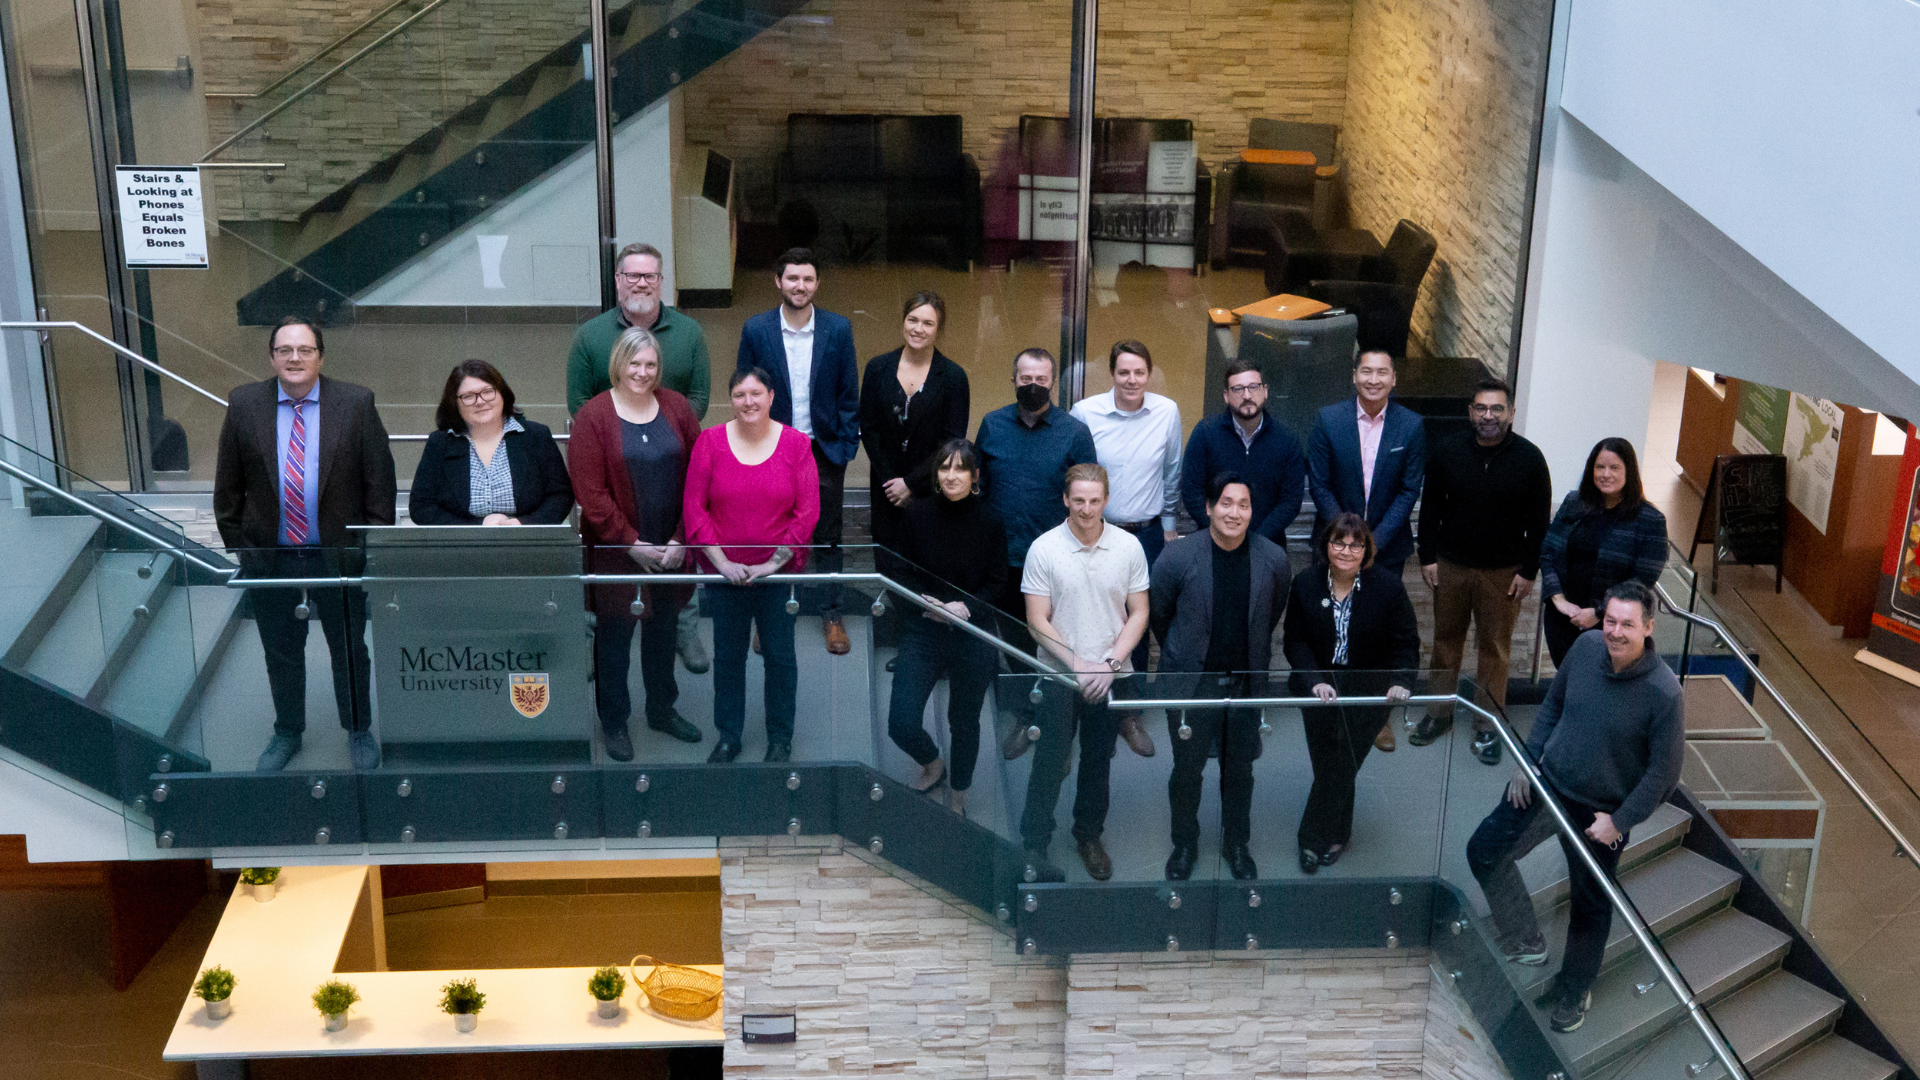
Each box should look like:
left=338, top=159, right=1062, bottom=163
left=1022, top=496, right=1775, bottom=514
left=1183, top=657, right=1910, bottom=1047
left=887, top=438, right=1007, bottom=815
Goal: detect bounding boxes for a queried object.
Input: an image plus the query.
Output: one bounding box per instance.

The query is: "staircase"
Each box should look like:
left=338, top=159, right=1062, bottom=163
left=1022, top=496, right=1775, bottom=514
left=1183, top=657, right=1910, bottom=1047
left=233, top=0, right=805, bottom=325
left=1484, top=801, right=1897, bottom=1080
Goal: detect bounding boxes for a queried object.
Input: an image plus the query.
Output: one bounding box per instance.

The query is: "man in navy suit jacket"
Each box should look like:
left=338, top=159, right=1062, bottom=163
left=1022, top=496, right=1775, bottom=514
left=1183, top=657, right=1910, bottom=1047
left=736, top=247, right=861, bottom=653
left=1307, top=349, right=1427, bottom=576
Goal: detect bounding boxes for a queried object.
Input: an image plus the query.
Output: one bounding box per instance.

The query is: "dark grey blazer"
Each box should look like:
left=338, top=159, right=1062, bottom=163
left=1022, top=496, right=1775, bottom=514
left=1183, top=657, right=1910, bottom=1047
left=1148, top=530, right=1291, bottom=687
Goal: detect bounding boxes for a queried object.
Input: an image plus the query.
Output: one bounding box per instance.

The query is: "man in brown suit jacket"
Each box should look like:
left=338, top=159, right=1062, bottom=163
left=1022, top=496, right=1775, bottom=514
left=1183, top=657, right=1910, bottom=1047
left=214, top=317, right=396, bottom=772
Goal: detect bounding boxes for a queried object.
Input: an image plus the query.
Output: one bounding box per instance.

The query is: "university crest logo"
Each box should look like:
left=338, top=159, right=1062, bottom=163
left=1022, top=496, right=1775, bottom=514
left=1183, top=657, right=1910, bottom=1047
left=510, top=673, right=550, bottom=718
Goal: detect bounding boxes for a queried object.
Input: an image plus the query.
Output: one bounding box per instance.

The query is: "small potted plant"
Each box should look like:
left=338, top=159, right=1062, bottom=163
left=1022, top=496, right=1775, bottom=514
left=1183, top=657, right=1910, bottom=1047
left=588, top=965, right=625, bottom=1018
left=440, top=977, right=485, bottom=1032
left=312, top=979, right=359, bottom=1032
left=194, top=966, right=236, bottom=1021
left=240, top=867, right=281, bottom=902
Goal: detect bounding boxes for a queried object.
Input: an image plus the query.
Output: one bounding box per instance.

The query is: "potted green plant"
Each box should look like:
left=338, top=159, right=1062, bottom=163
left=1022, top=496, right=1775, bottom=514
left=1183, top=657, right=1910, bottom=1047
left=239, top=867, right=281, bottom=902
left=440, top=977, right=485, bottom=1032
left=588, top=965, right=625, bottom=1018
left=312, top=979, right=359, bottom=1032
left=194, top=965, right=236, bottom=1021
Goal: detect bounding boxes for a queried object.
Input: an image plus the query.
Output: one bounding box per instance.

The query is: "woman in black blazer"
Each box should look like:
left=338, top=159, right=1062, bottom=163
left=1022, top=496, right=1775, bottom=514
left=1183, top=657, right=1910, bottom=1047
left=1283, top=513, right=1421, bottom=874
left=858, top=291, right=971, bottom=562
left=409, top=360, right=572, bottom=525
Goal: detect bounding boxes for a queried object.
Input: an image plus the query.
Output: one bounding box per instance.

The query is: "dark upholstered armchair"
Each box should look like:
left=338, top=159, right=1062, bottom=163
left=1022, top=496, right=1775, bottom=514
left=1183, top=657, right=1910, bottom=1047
left=1210, top=118, right=1341, bottom=270
left=1304, top=219, right=1438, bottom=357
left=775, top=114, right=982, bottom=269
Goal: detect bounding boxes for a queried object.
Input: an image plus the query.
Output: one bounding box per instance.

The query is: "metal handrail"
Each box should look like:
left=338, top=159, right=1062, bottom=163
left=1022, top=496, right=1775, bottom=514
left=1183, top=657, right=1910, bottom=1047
left=3, top=320, right=228, bottom=408
left=1655, top=582, right=1919, bottom=862
left=201, top=0, right=457, bottom=162
left=203, top=0, right=422, bottom=101
left=0, top=321, right=565, bottom=445
left=0, top=458, right=236, bottom=579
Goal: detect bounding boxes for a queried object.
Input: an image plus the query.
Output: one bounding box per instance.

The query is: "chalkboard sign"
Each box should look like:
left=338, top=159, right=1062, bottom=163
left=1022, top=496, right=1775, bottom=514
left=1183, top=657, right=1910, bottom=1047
left=1690, top=454, right=1786, bottom=593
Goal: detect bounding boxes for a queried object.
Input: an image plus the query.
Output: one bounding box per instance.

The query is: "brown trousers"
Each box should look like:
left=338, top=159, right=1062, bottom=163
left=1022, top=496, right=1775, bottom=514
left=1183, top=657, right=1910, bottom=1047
left=1426, top=559, right=1522, bottom=726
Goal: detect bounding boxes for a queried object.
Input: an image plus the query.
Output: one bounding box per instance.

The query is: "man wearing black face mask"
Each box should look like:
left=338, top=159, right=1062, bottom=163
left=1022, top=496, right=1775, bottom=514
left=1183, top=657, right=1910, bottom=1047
left=976, top=347, right=1098, bottom=758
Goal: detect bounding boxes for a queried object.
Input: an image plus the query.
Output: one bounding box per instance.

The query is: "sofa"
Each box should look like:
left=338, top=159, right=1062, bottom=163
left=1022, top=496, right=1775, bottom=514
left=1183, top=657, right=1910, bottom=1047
left=774, top=114, right=982, bottom=269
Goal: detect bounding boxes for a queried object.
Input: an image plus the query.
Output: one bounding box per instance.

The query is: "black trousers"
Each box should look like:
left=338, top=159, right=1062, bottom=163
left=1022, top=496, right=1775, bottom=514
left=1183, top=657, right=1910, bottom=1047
left=593, top=610, right=679, bottom=733
left=251, top=548, right=371, bottom=737
left=1019, top=680, right=1119, bottom=848
left=989, top=574, right=1043, bottom=713
left=1543, top=602, right=1585, bottom=667
left=1297, top=702, right=1390, bottom=855
left=1167, top=684, right=1260, bottom=849
left=886, top=620, right=996, bottom=791
left=809, top=441, right=846, bottom=620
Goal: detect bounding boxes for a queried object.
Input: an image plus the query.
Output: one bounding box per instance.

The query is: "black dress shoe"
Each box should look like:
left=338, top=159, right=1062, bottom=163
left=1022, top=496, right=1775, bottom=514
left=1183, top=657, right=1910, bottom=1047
left=1407, top=714, right=1454, bottom=747
left=1165, top=843, right=1198, bottom=881
left=603, top=726, right=634, bottom=763
left=1472, top=731, right=1503, bottom=765
left=1320, top=846, right=1344, bottom=867
left=1299, top=847, right=1321, bottom=875
left=647, top=712, right=703, bottom=744
left=1023, top=843, right=1066, bottom=883
left=1223, top=844, right=1258, bottom=881
left=764, top=742, right=792, bottom=763
left=707, top=740, right=741, bottom=763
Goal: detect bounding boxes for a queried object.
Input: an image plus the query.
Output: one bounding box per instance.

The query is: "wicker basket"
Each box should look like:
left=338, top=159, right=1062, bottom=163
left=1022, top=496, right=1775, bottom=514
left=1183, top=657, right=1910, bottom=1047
left=629, top=954, right=722, bottom=1021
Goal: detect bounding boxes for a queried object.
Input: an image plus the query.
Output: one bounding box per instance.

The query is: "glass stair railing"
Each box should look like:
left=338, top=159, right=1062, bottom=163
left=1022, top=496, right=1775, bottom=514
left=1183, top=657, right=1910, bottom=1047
left=0, top=467, right=1912, bottom=1080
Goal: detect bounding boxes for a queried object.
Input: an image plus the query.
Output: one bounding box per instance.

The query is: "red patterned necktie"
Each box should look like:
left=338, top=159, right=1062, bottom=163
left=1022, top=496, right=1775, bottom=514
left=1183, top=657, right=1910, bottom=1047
left=283, top=399, right=310, bottom=545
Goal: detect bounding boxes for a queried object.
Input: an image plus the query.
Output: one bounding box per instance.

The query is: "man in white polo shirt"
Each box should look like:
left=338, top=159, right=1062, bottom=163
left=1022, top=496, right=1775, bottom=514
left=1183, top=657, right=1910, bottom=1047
left=1072, top=339, right=1182, bottom=759
left=1018, top=462, right=1151, bottom=881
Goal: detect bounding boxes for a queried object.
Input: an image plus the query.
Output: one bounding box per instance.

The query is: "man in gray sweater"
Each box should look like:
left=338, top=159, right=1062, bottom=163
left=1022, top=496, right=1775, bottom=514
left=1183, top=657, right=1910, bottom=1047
left=1466, top=579, right=1684, bottom=1035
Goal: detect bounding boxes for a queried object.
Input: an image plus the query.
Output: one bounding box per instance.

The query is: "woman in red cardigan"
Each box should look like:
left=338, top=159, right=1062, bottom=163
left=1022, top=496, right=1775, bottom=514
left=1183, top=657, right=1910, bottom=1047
left=683, top=366, right=820, bottom=763
left=569, top=327, right=705, bottom=762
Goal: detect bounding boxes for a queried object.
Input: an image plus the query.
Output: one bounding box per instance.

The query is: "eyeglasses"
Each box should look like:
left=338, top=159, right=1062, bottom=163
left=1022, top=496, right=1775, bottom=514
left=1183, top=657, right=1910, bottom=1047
left=271, top=345, right=320, bottom=359
left=1468, top=404, right=1509, bottom=416
left=457, top=387, right=500, bottom=406
left=1225, top=382, right=1267, bottom=398
left=1328, top=540, right=1367, bottom=553
left=616, top=271, right=663, bottom=285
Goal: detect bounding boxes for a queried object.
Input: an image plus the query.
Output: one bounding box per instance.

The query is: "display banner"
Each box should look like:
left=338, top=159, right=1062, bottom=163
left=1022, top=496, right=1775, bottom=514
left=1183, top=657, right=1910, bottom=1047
left=1731, top=383, right=1789, bottom=456
left=1855, top=421, right=1920, bottom=685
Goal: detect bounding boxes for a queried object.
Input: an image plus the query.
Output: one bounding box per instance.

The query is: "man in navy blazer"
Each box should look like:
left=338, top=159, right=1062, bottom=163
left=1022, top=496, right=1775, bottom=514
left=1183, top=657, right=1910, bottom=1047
left=736, top=247, right=861, bottom=653
left=1307, top=349, right=1426, bottom=577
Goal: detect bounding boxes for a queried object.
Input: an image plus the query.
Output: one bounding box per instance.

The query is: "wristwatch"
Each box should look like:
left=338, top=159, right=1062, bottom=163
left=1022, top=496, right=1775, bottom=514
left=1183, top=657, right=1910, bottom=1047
left=1103, top=656, right=1121, bottom=671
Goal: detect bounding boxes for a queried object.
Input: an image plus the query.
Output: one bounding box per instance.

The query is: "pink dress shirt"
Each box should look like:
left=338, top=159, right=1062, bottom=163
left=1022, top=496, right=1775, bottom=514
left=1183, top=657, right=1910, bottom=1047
left=1356, top=398, right=1388, bottom=504
left=683, top=423, right=821, bottom=570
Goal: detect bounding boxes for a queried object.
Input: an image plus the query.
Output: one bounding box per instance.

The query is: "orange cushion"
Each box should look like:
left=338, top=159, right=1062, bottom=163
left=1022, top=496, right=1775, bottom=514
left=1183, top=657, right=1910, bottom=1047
left=1233, top=294, right=1332, bottom=322
left=1240, top=149, right=1316, bottom=166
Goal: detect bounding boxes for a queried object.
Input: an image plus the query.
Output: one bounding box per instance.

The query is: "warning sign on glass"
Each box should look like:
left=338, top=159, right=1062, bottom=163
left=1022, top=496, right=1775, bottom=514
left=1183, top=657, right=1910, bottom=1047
left=114, top=167, right=207, bottom=269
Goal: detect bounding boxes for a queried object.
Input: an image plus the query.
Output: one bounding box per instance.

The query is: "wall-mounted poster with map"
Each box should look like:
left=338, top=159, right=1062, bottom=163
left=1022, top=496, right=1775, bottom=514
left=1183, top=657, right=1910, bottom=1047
left=1783, top=392, right=1843, bottom=534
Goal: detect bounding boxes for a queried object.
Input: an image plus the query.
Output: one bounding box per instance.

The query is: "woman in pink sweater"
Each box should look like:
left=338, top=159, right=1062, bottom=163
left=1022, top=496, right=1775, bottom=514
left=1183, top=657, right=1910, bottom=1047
left=683, top=366, right=821, bottom=762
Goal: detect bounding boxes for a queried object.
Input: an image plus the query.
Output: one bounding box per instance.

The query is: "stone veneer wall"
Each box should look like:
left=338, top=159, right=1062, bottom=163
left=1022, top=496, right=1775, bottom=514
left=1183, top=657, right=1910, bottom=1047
left=1338, top=0, right=1552, bottom=367
left=721, top=835, right=1512, bottom=1080
left=680, top=0, right=1355, bottom=212
left=196, top=0, right=591, bottom=220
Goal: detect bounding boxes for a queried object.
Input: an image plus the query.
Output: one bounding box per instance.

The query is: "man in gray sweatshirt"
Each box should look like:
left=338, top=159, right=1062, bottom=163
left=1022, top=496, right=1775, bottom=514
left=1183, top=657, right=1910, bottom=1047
left=1465, top=579, right=1684, bottom=1035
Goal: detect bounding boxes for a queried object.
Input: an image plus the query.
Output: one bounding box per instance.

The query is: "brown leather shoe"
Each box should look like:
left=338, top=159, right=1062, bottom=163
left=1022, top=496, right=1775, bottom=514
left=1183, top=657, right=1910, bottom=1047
left=823, top=619, right=851, bottom=656
left=1374, top=721, right=1397, bottom=752
left=1077, top=837, right=1113, bottom=881
left=1117, top=712, right=1155, bottom=757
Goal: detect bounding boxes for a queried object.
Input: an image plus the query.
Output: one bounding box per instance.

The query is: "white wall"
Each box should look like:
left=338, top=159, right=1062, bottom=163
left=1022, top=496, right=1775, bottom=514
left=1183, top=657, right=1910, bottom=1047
left=0, top=21, right=57, bottom=475
left=358, top=92, right=679, bottom=306
left=1557, top=0, right=1920, bottom=377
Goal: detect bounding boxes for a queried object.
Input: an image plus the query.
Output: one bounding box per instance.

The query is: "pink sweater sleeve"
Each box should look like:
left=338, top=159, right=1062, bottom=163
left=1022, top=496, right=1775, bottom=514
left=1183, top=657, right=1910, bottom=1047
left=781, top=428, right=822, bottom=549
left=681, top=426, right=719, bottom=548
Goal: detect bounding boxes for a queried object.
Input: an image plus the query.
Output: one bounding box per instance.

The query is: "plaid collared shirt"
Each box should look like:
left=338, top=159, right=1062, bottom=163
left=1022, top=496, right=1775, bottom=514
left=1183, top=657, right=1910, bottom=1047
left=466, top=416, right=525, bottom=518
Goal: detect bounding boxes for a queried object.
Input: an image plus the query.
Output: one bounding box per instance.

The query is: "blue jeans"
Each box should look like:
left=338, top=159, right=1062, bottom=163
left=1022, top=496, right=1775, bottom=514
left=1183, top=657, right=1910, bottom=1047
left=706, top=583, right=798, bottom=747
left=887, top=620, right=996, bottom=791
left=1466, top=783, right=1626, bottom=1001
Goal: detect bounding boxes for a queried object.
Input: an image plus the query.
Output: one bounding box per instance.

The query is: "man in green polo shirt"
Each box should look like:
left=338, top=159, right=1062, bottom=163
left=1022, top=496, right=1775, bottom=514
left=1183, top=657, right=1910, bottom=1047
left=565, top=242, right=711, bottom=417
left=566, top=241, right=714, bottom=676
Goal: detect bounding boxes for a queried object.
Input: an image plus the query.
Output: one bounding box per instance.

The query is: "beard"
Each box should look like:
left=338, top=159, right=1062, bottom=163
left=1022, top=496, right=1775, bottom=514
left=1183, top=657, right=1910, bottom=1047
left=622, top=292, right=659, bottom=322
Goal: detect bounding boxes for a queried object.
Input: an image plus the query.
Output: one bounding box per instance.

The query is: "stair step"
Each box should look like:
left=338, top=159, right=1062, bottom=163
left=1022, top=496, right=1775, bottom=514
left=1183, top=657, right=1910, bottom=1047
left=1712, top=971, right=1844, bottom=1074
left=1522, top=802, right=1693, bottom=911
left=23, top=552, right=173, bottom=698
left=0, top=510, right=101, bottom=662
left=1759, top=1037, right=1900, bottom=1080
left=421, top=121, right=484, bottom=178
left=292, top=210, right=343, bottom=262
left=1520, top=849, right=1746, bottom=996
left=476, top=93, right=530, bottom=142
left=1546, top=908, right=1788, bottom=1072
left=520, top=60, right=578, bottom=115
left=102, top=585, right=244, bottom=741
